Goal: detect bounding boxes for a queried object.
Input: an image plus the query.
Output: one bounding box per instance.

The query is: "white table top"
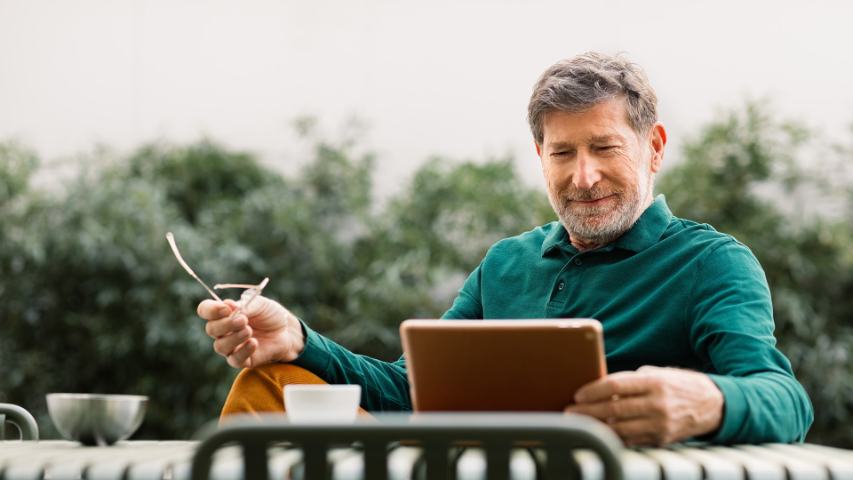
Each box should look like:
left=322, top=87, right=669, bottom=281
left=2, top=440, right=852, bottom=480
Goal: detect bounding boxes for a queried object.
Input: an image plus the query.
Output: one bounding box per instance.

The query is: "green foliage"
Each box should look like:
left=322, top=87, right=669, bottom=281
left=0, top=135, right=552, bottom=439
left=126, top=141, right=280, bottom=223
left=658, top=101, right=853, bottom=446
left=0, top=142, right=38, bottom=205
left=0, top=145, right=234, bottom=439
left=334, top=157, right=554, bottom=357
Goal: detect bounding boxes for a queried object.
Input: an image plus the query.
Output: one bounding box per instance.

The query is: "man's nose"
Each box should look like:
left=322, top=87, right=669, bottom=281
left=572, top=152, right=602, bottom=190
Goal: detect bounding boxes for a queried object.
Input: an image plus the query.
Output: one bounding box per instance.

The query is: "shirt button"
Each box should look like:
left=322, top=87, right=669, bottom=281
left=557, top=281, right=565, bottom=291
left=573, top=258, right=583, bottom=266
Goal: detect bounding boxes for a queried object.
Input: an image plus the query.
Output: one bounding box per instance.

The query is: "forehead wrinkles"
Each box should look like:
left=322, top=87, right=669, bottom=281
left=542, top=108, right=634, bottom=147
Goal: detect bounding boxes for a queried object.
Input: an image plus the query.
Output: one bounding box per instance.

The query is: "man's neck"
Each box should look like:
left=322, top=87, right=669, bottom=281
left=570, top=237, right=604, bottom=252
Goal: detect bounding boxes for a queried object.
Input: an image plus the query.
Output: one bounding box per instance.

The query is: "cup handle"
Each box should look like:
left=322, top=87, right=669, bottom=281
left=0, top=403, right=39, bottom=441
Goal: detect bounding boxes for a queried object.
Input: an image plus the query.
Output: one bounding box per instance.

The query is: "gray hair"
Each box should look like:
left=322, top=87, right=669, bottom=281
left=527, top=52, right=658, bottom=145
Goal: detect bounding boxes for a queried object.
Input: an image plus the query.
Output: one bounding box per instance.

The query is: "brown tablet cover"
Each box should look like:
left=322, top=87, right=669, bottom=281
left=400, top=319, right=606, bottom=412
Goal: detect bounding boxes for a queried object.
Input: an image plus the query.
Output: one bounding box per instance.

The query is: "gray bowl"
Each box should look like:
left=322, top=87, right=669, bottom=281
left=46, top=393, right=148, bottom=446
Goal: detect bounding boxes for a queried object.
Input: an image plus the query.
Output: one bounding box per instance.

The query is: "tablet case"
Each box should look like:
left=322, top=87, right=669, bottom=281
left=400, top=319, right=606, bottom=412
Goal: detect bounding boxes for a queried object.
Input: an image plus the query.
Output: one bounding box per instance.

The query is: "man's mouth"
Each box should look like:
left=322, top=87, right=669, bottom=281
left=570, top=194, right=615, bottom=205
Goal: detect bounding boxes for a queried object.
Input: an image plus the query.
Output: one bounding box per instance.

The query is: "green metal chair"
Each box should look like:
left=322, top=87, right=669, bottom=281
left=191, top=413, right=624, bottom=480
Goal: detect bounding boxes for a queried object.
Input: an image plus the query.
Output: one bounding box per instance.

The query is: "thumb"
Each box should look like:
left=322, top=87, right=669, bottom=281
left=240, top=293, right=275, bottom=317
left=222, top=299, right=241, bottom=316
left=637, top=365, right=665, bottom=374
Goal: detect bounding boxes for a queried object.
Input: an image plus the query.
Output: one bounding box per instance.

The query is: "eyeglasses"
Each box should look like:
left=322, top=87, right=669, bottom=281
left=166, top=232, right=269, bottom=315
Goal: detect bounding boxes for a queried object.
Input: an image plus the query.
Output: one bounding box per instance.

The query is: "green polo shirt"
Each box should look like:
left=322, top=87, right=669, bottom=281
left=293, top=195, right=813, bottom=444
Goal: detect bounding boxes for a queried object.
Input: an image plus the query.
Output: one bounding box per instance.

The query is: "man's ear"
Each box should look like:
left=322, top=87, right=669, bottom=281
left=535, top=141, right=542, bottom=159
left=649, top=123, right=667, bottom=173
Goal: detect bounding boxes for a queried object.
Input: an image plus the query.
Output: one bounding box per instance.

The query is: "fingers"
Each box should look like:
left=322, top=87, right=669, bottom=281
left=565, top=398, right=668, bottom=447
left=565, top=402, right=662, bottom=444
left=197, top=299, right=235, bottom=320
left=227, top=338, right=258, bottom=369
left=239, top=294, right=272, bottom=318
left=574, top=371, right=656, bottom=403
left=213, top=326, right=253, bottom=356
left=610, top=417, right=658, bottom=439
left=199, top=296, right=265, bottom=370
left=565, top=396, right=659, bottom=421
left=205, top=313, right=249, bottom=338
left=610, top=418, right=666, bottom=447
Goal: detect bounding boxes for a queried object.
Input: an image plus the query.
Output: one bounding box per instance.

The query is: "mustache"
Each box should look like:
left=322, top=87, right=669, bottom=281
left=559, top=186, right=621, bottom=202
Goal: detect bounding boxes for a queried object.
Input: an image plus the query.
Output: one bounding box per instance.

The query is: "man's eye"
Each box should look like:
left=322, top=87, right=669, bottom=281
left=551, top=151, right=569, bottom=156
left=597, top=145, right=618, bottom=152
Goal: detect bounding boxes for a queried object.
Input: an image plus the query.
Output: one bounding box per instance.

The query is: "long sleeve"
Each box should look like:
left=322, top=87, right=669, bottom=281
left=440, top=264, right=484, bottom=320
left=290, top=264, right=485, bottom=411
left=689, top=239, right=814, bottom=443
left=291, top=321, right=412, bottom=411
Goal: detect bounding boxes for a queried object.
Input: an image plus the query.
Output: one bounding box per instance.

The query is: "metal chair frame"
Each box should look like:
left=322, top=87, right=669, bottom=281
left=0, top=403, right=39, bottom=441
left=190, top=413, right=624, bottom=480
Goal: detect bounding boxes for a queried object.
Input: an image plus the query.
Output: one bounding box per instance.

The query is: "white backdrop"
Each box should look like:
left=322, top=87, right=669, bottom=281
left=1, top=0, right=852, bottom=194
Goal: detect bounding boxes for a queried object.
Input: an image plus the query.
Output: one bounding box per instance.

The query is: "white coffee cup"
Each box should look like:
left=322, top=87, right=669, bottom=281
left=283, top=384, right=362, bottom=423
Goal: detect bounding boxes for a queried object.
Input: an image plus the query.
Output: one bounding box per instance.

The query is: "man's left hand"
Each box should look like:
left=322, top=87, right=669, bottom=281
left=564, top=366, right=724, bottom=446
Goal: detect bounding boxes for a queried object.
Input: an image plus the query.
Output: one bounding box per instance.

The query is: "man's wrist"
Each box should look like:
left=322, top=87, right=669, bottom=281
left=699, top=373, right=725, bottom=436
left=292, top=317, right=306, bottom=356
left=275, top=316, right=306, bottom=363
left=289, top=319, right=334, bottom=377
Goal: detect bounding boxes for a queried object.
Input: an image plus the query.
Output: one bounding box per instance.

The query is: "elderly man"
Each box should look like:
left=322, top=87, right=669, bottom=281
left=197, top=52, right=813, bottom=446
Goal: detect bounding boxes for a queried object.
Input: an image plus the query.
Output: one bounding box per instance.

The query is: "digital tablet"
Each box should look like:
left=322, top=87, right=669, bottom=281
left=400, top=319, right=606, bottom=412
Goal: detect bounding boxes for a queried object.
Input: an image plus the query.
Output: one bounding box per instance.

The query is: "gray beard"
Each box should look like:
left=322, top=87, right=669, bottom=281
left=548, top=183, right=647, bottom=246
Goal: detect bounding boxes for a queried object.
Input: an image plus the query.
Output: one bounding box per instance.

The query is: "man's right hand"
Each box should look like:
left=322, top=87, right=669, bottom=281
left=197, top=296, right=305, bottom=369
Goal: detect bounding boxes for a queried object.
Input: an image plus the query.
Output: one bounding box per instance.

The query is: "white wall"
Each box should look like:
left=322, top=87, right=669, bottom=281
left=1, top=0, right=851, bottom=194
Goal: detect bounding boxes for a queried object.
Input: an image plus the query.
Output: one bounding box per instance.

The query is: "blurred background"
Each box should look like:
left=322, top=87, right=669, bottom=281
left=1, top=0, right=851, bottom=446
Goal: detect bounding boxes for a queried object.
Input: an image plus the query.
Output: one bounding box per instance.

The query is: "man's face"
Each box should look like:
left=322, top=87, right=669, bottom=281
left=535, top=98, right=665, bottom=245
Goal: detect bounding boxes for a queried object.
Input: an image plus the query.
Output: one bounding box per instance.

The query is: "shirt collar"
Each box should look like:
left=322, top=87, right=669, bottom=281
left=540, top=219, right=572, bottom=257
left=540, top=194, right=673, bottom=257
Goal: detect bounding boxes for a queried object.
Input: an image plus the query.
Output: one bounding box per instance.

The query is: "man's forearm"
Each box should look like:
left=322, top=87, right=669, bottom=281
left=290, top=320, right=412, bottom=411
